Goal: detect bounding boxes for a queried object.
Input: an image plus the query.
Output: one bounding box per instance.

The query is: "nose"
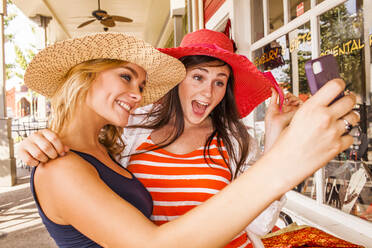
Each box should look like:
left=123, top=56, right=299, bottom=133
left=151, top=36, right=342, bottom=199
left=201, top=82, right=212, bottom=98
left=128, top=85, right=142, bottom=103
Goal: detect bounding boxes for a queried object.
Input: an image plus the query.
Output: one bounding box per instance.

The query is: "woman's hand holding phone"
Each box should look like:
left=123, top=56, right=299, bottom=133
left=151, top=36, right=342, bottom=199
left=265, top=79, right=359, bottom=192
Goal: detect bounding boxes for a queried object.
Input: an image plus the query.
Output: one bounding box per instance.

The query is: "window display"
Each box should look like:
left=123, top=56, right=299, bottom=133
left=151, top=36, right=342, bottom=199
left=252, top=0, right=371, bottom=224
left=269, top=0, right=283, bottom=33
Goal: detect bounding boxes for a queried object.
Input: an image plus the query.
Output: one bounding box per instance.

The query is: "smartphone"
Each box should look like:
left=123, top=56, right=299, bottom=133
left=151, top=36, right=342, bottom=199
left=305, top=54, right=343, bottom=103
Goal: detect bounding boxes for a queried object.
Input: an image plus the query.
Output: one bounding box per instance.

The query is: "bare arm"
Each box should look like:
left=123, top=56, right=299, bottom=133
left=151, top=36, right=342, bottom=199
left=33, top=79, right=359, bottom=248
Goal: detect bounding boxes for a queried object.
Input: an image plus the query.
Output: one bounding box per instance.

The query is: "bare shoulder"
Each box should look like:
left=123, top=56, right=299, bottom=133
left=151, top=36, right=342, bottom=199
left=35, top=151, right=98, bottom=180
left=34, top=151, right=100, bottom=195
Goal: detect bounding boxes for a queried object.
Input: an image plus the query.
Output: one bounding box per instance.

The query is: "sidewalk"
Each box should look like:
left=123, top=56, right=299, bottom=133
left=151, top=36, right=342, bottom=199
left=0, top=166, right=56, bottom=248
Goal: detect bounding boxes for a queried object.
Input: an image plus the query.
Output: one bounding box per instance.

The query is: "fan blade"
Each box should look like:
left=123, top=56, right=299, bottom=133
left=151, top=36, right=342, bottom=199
left=100, top=17, right=115, bottom=27
left=77, top=19, right=96, bottom=28
left=111, top=15, right=133, bottom=23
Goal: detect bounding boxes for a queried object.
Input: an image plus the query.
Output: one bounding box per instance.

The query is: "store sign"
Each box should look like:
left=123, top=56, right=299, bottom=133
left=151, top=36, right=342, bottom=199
left=289, top=32, right=311, bottom=52
left=253, top=47, right=284, bottom=69
left=254, top=34, right=372, bottom=68
left=296, top=2, right=304, bottom=17
left=289, top=31, right=372, bottom=56
left=320, top=38, right=366, bottom=57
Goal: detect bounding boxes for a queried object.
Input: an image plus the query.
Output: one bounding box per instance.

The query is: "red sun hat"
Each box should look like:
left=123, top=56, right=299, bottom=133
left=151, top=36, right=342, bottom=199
left=158, top=29, right=273, bottom=118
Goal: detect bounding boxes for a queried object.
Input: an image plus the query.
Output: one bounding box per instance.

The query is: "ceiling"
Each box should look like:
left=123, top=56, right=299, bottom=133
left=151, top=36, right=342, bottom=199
left=13, top=0, right=171, bottom=46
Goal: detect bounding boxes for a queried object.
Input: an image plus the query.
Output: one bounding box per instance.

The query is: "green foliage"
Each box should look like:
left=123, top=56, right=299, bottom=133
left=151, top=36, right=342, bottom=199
left=5, top=63, right=15, bottom=80
left=14, top=45, right=28, bottom=70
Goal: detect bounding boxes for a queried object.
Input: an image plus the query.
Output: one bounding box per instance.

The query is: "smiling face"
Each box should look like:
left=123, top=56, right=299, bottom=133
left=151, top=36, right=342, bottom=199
left=86, top=62, right=146, bottom=127
left=178, top=61, right=230, bottom=126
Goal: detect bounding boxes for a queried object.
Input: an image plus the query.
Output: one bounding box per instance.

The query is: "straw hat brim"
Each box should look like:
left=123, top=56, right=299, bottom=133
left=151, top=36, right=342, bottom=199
left=25, top=32, right=186, bottom=106
left=159, top=46, right=273, bottom=117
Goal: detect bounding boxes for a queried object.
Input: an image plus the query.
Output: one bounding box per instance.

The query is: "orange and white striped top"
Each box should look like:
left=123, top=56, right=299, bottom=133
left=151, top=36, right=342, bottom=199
left=127, top=135, right=252, bottom=248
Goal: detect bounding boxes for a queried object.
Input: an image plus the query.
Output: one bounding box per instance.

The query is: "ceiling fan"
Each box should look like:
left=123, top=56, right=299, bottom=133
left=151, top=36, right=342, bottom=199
left=77, top=0, right=133, bottom=31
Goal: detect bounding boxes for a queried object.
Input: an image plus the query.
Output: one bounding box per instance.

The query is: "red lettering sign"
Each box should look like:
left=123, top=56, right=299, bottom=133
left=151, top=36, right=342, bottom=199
left=296, top=2, right=304, bottom=17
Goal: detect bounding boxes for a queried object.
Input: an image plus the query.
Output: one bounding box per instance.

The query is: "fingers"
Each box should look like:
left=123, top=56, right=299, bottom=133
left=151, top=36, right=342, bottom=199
left=336, top=110, right=360, bottom=136
left=40, top=129, right=69, bottom=156
left=269, top=88, right=279, bottom=109
left=16, top=144, right=44, bottom=167
left=339, top=134, right=354, bottom=153
left=31, top=132, right=59, bottom=159
left=284, top=93, right=302, bottom=106
left=328, top=92, right=356, bottom=119
left=308, top=79, right=345, bottom=106
left=15, top=129, right=68, bottom=167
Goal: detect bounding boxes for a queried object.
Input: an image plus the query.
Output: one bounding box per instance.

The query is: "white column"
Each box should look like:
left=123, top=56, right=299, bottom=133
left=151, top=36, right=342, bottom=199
left=263, top=0, right=269, bottom=36
left=0, top=0, right=16, bottom=186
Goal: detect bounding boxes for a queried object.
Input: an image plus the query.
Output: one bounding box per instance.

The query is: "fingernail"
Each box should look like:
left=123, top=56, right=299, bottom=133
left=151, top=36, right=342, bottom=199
left=353, top=110, right=360, bottom=120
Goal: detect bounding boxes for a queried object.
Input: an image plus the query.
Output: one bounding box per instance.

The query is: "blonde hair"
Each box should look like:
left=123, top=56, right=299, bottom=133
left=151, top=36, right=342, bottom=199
left=49, top=58, right=128, bottom=157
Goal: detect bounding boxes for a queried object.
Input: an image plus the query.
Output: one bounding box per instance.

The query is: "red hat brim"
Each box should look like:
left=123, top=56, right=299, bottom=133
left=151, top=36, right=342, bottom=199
left=158, top=46, right=273, bottom=118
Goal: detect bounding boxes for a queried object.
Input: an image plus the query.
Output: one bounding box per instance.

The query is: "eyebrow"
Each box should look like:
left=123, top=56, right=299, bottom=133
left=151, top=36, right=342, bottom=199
left=193, top=67, right=229, bottom=78
left=122, top=66, right=138, bottom=78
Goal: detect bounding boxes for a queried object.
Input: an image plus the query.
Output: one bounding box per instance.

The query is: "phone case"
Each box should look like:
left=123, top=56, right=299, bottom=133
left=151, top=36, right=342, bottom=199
left=305, top=55, right=342, bottom=99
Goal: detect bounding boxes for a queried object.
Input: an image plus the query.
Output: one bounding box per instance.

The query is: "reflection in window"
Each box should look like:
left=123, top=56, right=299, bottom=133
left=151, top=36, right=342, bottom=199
left=252, top=0, right=264, bottom=42
left=253, top=36, right=292, bottom=93
left=319, top=0, right=371, bottom=224
left=289, top=22, right=312, bottom=101
left=290, top=0, right=311, bottom=20
left=269, top=0, right=283, bottom=33
left=252, top=36, right=292, bottom=150
left=319, top=0, right=365, bottom=104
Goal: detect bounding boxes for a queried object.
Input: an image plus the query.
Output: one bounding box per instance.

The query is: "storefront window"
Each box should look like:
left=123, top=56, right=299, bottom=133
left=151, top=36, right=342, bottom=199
left=290, top=0, right=311, bottom=20
left=252, top=0, right=264, bottom=42
left=269, top=0, right=283, bottom=33
left=289, top=22, right=312, bottom=100
left=253, top=35, right=291, bottom=150
left=309, top=0, right=370, bottom=224
left=319, top=0, right=365, bottom=104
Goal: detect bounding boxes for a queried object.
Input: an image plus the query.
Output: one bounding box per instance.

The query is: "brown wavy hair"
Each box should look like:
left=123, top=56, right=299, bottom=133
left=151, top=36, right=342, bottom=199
left=49, top=59, right=127, bottom=158
left=130, top=55, right=251, bottom=179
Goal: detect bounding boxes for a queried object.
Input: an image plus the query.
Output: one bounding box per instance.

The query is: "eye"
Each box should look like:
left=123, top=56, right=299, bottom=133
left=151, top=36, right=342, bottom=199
left=120, top=74, right=131, bottom=81
left=215, top=81, right=225, bottom=87
left=139, top=85, right=144, bottom=93
left=192, top=74, right=203, bottom=81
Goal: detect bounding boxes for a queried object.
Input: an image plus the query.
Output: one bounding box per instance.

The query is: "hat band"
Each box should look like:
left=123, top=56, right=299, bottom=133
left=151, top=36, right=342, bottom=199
left=184, top=43, right=232, bottom=53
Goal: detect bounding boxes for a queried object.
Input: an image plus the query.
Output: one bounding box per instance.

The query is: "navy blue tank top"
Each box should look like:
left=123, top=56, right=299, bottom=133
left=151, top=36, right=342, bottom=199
left=30, top=150, right=153, bottom=248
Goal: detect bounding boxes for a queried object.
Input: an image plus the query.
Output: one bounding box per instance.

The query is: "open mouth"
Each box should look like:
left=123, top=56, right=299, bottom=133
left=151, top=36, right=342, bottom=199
left=115, top=100, right=131, bottom=112
left=192, top=100, right=209, bottom=115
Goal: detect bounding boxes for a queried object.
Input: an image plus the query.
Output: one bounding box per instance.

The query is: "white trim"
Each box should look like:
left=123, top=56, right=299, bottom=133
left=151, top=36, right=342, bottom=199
left=251, top=0, right=347, bottom=51
left=198, top=0, right=204, bottom=29
left=364, top=0, right=371, bottom=105
left=310, top=14, right=325, bottom=204
left=205, top=0, right=231, bottom=30
left=311, top=0, right=316, bottom=9
left=263, top=0, right=268, bottom=36
left=283, top=0, right=289, bottom=25
left=283, top=191, right=372, bottom=247
left=191, top=0, right=199, bottom=31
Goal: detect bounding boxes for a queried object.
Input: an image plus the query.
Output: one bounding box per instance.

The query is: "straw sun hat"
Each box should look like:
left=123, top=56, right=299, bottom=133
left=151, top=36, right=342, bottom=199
left=24, top=32, right=186, bottom=106
left=159, top=29, right=274, bottom=118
